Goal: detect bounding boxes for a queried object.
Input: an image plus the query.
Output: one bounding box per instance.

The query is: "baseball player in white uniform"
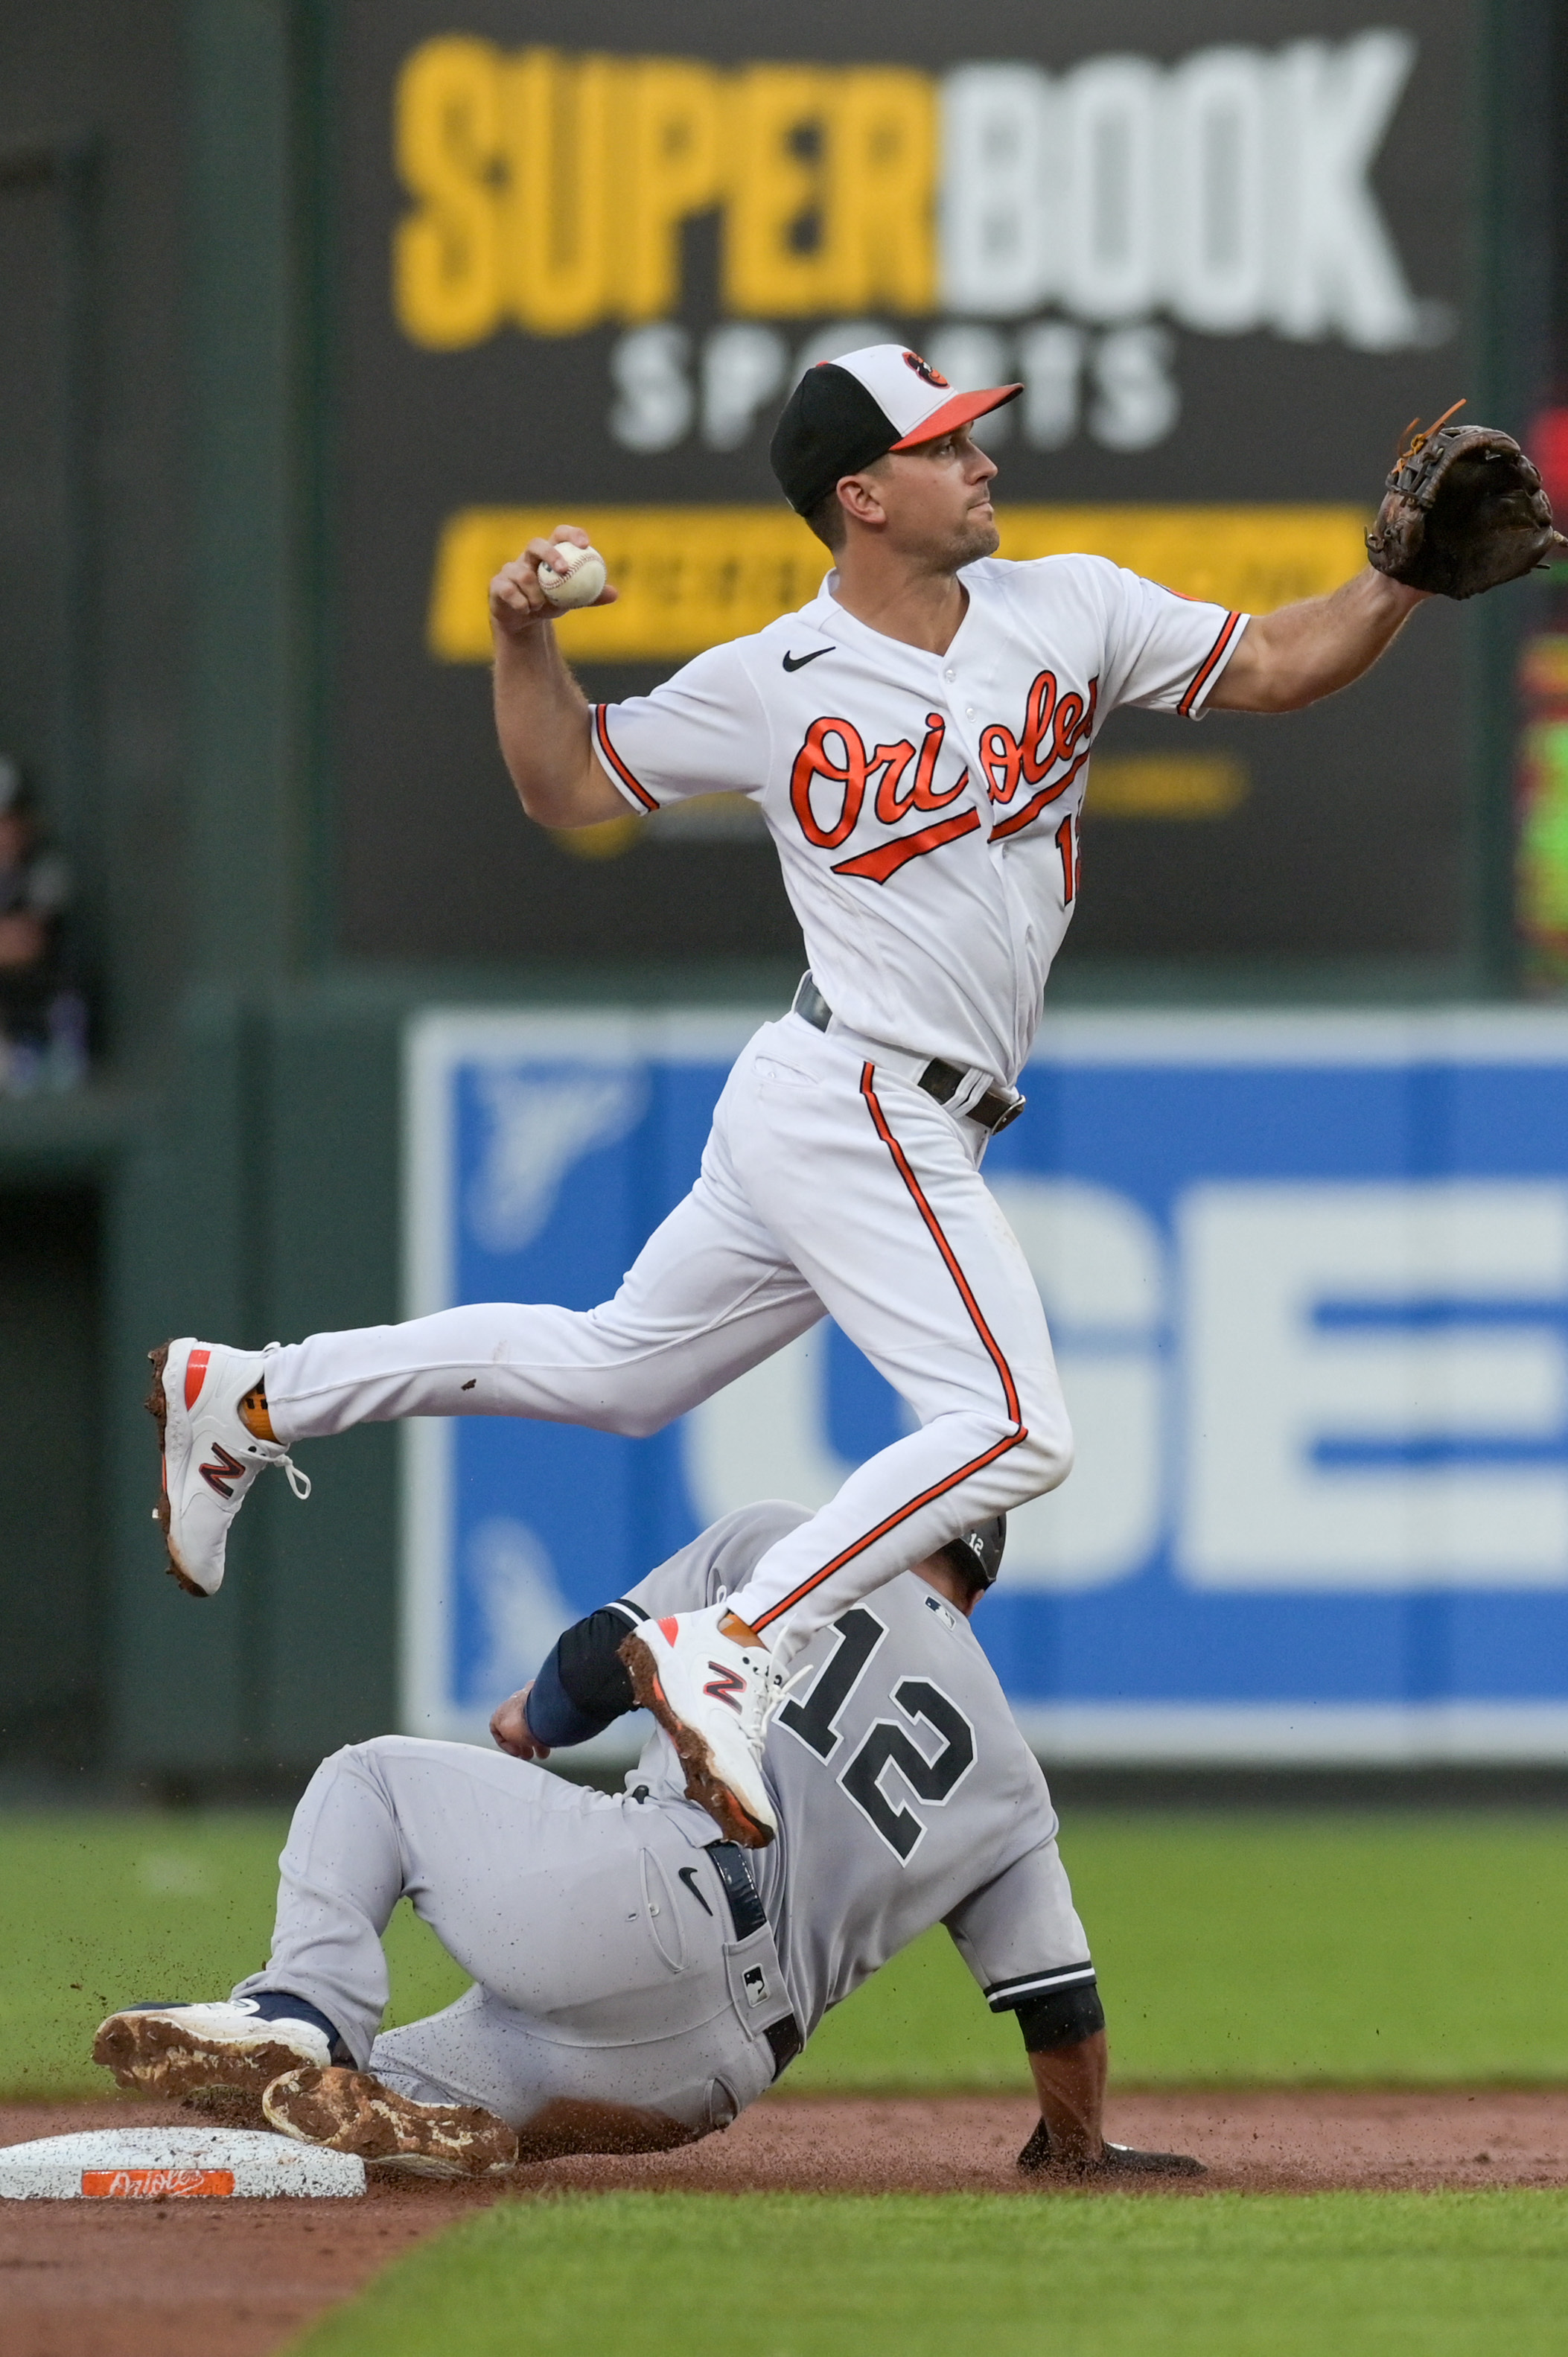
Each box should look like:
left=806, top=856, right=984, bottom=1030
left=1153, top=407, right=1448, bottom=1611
left=149, top=344, right=1427, bottom=1848
left=95, top=1506, right=1199, bottom=2180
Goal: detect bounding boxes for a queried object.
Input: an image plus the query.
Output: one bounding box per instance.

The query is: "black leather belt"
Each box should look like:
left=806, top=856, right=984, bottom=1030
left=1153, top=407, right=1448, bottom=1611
left=707, top=1839, right=768, bottom=1939
left=707, top=1840, right=803, bottom=2079
left=791, top=972, right=1024, bottom=1136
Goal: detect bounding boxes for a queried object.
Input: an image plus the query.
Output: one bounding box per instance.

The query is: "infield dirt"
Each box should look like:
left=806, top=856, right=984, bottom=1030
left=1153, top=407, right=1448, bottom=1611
left=5, top=2088, right=1568, bottom=2357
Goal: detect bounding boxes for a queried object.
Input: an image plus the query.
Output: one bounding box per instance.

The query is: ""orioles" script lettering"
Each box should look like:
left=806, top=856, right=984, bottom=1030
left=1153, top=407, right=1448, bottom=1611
left=789, top=713, right=964, bottom=849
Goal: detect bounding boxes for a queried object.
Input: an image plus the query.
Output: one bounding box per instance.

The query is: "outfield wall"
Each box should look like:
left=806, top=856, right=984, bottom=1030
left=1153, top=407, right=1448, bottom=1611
left=0, top=1, right=1558, bottom=1783
left=400, top=1004, right=1568, bottom=1767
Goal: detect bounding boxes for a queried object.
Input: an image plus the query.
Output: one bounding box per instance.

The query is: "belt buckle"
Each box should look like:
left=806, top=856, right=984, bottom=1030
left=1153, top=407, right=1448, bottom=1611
left=791, top=972, right=832, bottom=1033
left=985, top=1090, right=1026, bottom=1135
left=765, top=2012, right=803, bottom=2078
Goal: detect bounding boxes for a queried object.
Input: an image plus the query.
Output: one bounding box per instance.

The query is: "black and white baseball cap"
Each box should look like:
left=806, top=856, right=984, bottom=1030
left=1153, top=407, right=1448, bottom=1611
left=770, top=343, right=1023, bottom=516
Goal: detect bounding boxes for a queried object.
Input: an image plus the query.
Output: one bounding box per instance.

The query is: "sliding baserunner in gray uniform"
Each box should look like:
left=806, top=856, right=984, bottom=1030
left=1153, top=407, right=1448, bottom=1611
left=92, top=1504, right=1198, bottom=2180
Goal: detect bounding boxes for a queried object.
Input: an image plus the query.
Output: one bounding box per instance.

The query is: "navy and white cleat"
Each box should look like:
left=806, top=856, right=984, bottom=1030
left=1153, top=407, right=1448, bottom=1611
left=93, top=2000, right=333, bottom=2097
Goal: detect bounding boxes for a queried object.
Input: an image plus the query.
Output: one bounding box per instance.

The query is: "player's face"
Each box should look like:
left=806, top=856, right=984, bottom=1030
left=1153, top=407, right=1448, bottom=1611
left=875, top=425, right=1001, bottom=572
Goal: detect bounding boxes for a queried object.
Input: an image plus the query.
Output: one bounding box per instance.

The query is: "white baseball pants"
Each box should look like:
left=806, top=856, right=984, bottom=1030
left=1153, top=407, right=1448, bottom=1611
left=263, top=1017, right=1071, bottom=1659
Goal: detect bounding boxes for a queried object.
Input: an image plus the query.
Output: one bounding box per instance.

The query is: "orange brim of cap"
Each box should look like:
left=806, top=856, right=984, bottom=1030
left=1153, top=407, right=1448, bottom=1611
left=890, top=384, right=1024, bottom=450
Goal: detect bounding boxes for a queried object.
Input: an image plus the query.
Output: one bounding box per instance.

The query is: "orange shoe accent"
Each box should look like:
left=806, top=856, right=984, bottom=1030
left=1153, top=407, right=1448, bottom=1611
left=657, top=1617, right=680, bottom=1643
left=184, top=1347, right=211, bottom=1412
left=718, top=1611, right=764, bottom=1648
left=238, top=1391, right=278, bottom=1444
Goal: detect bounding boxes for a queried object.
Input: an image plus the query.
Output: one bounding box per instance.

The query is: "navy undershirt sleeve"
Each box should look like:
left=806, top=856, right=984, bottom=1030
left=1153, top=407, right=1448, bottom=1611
left=523, top=1605, right=641, bottom=1747
left=523, top=1650, right=604, bottom=1747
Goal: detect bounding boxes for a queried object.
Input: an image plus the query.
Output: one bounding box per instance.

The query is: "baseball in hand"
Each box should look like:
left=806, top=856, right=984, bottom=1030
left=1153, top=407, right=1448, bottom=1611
left=537, top=543, right=608, bottom=609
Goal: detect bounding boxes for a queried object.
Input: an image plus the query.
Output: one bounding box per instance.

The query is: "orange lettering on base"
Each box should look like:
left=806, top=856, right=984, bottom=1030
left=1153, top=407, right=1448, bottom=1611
left=81, top=2168, right=236, bottom=2198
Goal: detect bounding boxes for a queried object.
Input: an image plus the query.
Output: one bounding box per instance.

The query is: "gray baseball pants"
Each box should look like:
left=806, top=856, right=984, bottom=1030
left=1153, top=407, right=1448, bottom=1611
left=234, top=1735, right=785, bottom=2134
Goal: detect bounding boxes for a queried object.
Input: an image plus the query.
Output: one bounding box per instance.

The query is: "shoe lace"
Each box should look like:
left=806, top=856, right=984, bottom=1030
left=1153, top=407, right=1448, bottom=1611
left=761, top=1659, right=813, bottom=1726
left=724, top=1651, right=809, bottom=1750
left=243, top=1431, right=312, bottom=1501
left=278, top=1454, right=312, bottom=1501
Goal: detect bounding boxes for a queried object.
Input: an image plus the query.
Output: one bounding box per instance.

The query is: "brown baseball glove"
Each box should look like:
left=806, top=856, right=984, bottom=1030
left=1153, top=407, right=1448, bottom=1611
left=1365, top=401, right=1567, bottom=599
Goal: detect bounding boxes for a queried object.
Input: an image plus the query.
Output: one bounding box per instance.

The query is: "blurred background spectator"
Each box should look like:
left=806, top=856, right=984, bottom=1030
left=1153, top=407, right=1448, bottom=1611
left=0, top=755, right=86, bottom=1096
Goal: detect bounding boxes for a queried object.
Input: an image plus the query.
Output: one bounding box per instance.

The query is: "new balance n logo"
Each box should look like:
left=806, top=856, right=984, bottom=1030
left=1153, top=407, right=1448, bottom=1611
left=702, top=1661, right=746, bottom=1712
left=200, top=1443, right=246, bottom=1499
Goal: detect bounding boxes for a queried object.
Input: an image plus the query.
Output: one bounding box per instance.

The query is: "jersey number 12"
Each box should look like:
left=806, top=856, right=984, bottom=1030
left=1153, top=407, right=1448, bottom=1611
left=777, top=1607, right=976, bottom=1861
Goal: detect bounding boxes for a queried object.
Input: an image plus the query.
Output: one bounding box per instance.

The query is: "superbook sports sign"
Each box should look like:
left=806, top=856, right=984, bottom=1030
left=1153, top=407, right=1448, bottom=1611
left=330, top=1, right=1470, bottom=972
left=395, top=31, right=1436, bottom=359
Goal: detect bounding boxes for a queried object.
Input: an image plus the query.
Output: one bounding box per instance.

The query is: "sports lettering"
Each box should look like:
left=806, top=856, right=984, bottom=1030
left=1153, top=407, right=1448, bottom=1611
left=979, top=724, right=1021, bottom=806
left=82, top=2167, right=234, bottom=2198
left=1055, top=814, right=1080, bottom=905
left=841, top=1677, right=977, bottom=1860
left=789, top=718, right=868, bottom=847
left=791, top=715, right=964, bottom=853
left=872, top=715, right=965, bottom=827
left=832, top=809, right=979, bottom=885
left=793, top=674, right=1098, bottom=875
left=989, top=674, right=1100, bottom=843
left=393, top=36, right=1423, bottom=355
left=780, top=1611, right=979, bottom=1862
left=777, top=1607, right=886, bottom=1758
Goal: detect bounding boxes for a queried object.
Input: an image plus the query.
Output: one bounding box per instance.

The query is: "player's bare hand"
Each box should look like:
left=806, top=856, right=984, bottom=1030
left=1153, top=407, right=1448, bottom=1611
left=490, top=1683, right=550, bottom=1761
left=488, top=526, right=618, bottom=641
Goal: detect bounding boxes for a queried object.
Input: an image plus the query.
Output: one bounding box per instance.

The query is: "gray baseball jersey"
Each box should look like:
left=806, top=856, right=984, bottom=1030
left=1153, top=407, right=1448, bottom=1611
left=614, top=1501, right=1093, bottom=2041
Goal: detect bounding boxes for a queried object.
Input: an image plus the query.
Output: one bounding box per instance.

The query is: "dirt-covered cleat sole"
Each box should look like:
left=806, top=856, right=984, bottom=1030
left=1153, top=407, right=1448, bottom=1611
left=263, top=2067, right=519, bottom=2178
left=620, top=1617, right=776, bottom=1850
left=1017, top=2121, right=1206, bottom=2177
left=93, top=2001, right=331, bottom=2097
left=147, top=1341, right=205, bottom=1597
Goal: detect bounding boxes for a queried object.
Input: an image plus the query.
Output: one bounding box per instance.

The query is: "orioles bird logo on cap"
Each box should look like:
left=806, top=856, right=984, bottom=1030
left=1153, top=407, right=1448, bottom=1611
left=901, top=351, right=949, bottom=387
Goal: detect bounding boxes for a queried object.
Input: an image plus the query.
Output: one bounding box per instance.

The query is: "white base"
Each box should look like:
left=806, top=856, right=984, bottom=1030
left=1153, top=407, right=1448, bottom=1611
left=0, top=2124, right=365, bottom=2199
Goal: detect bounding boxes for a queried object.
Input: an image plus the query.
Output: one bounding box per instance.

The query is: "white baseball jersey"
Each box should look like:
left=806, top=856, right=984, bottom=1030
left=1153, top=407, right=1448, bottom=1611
left=593, top=556, right=1248, bottom=1085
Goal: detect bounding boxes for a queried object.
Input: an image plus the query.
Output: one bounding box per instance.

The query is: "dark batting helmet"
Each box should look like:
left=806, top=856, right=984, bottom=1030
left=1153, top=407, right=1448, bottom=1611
left=938, top=1515, right=1007, bottom=1592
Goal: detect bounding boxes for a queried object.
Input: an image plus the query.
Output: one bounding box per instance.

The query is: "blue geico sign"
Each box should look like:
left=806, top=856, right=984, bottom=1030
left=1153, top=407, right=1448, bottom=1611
left=402, top=1007, right=1568, bottom=1762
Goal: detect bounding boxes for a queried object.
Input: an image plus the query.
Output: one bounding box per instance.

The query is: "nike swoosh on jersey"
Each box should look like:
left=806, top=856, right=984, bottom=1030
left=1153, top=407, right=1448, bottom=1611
left=783, top=647, right=832, bottom=672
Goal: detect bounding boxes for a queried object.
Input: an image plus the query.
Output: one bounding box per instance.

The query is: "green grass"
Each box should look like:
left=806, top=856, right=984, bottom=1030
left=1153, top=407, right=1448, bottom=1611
left=0, top=1812, right=466, bottom=2099
left=7, top=1808, right=1568, bottom=2099
left=794, top=1811, right=1568, bottom=2088
left=286, top=2189, right=1568, bottom=2357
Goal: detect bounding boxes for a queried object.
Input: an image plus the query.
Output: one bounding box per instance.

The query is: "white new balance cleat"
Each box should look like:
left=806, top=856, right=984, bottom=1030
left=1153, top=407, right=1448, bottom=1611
left=93, top=2000, right=333, bottom=2096
left=264, top=2067, right=518, bottom=2178
left=148, top=1338, right=310, bottom=1597
left=619, top=1602, right=786, bottom=1849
